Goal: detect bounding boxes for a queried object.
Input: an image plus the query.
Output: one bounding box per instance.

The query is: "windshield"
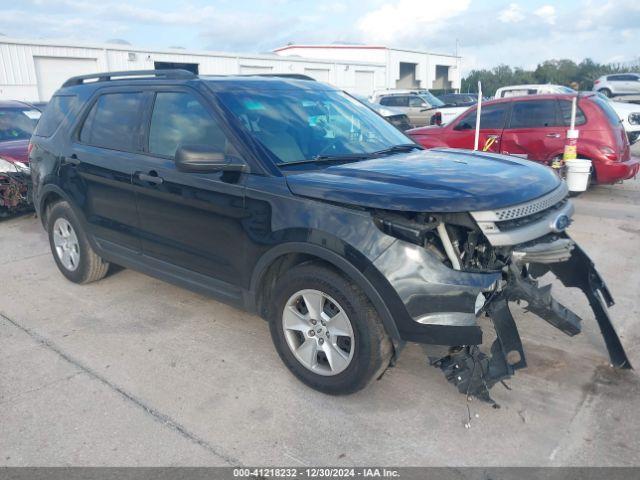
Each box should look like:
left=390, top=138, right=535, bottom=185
left=0, top=107, right=41, bottom=142
left=418, top=91, right=445, bottom=107
left=217, top=89, right=411, bottom=164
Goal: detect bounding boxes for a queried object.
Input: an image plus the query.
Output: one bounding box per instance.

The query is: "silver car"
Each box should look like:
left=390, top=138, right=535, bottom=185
left=593, top=73, right=640, bottom=98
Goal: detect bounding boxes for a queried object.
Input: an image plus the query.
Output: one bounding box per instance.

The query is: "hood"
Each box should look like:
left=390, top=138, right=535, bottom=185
left=610, top=100, right=640, bottom=117
left=285, top=148, right=561, bottom=212
left=0, top=139, right=29, bottom=164
left=374, top=105, right=405, bottom=117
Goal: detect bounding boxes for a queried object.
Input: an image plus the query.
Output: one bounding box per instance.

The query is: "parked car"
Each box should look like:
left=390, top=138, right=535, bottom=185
left=30, top=70, right=629, bottom=399
left=371, top=90, right=467, bottom=127
left=593, top=73, right=640, bottom=98
left=437, top=92, right=478, bottom=107
left=492, top=86, right=640, bottom=145
left=494, top=84, right=575, bottom=98
left=353, top=95, right=412, bottom=131
left=408, top=93, right=638, bottom=185
left=0, top=100, right=42, bottom=216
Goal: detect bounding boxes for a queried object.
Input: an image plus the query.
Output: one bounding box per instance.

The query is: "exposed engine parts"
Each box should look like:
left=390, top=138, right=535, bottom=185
left=379, top=210, right=634, bottom=402
left=0, top=171, right=31, bottom=217
left=430, top=237, right=632, bottom=402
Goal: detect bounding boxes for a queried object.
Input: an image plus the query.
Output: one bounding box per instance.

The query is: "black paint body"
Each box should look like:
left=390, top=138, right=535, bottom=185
left=30, top=76, right=565, bottom=348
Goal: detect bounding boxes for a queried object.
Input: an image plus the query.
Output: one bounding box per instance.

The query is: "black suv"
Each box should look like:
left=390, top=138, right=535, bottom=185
left=30, top=70, right=630, bottom=399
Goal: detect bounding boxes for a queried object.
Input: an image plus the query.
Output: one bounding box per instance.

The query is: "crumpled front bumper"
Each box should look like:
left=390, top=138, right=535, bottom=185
left=429, top=234, right=631, bottom=403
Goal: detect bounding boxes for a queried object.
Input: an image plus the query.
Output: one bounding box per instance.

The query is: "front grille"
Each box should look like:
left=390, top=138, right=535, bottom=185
left=471, top=183, right=569, bottom=223
left=470, top=183, right=572, bottom=246
left=496, top=199, right=568, bottom=231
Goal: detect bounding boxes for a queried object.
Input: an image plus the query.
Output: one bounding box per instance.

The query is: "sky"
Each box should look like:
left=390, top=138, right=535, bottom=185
left=0, top=0, right=638, bottom=74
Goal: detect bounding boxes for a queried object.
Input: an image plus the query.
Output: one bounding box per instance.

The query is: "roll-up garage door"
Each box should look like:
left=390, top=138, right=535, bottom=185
left=354, top=70, right=374, bottom=95
left=34, top=56, right=98, bottom=101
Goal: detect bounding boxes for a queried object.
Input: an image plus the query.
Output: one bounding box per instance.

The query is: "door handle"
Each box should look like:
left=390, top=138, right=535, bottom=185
left=135, top=171, right=164, bottom=185
left=546, top=133, right=561, bottom=138
left=61, top=154, right=80, bottom=166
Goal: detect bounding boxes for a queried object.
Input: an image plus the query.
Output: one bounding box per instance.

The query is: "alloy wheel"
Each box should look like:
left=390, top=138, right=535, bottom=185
left=282, top=289, right=355, bottom=376
left=53, top=218, right=80, bottom=271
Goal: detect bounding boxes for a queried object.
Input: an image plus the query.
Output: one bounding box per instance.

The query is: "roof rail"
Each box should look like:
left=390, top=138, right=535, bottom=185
left=237, top=73, right=316, bottom=81
left=62, top=69, right=196, bottom=87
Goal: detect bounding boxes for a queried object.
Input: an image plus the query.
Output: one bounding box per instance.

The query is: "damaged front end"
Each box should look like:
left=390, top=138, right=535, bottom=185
left=374, top=182, right=631, bottom=404
left=0, top=158, right=32, bottom=217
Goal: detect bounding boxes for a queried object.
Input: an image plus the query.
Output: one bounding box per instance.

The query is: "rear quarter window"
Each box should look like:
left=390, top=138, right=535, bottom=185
left=558, top=100, right=587, bottom=126
left=33, top=95, right=77, bottom=137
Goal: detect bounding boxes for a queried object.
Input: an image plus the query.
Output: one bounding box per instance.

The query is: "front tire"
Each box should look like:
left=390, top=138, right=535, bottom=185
left=47, top=201, right=109, bottom=284
left=268, top=262, right=392, bottom=395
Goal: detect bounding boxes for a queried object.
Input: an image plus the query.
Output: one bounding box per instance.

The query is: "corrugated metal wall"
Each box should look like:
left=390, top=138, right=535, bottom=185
left=0, top=38, right=387, bottom=101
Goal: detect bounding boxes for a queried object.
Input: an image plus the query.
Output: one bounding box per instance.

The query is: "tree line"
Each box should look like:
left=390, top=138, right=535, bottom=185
left=460, top=58, right=640, bottom=96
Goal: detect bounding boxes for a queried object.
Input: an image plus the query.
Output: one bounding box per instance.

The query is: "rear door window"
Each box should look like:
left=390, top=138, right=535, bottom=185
left=148, top=91, right=228, bottom=158
left=380, top=96, right=408, bottom=107
left=79, top=92, right=145, bottom=151
left=508, top=99, right=559, bottom=128
left=34, top=95, right=76, bottom=137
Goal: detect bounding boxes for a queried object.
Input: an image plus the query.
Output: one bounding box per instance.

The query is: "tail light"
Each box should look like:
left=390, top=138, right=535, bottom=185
left=599, top=146, right=618, bottom=161
left=594, top=79, right=601, bottom=85
left=27, top=142, right=34, bottom=156
left=430, top=112, right=442, bottom=126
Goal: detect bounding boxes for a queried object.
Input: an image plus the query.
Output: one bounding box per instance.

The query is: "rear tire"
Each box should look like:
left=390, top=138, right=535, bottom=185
left=598, top=88, right=612, bottom=98
left=268, top=262, right=392, bottom=395
left=47, top=201, right=109, bottom=284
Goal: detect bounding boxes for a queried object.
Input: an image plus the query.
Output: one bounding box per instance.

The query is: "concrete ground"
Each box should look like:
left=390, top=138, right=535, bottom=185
left=2, top=163, right=640, bottom=466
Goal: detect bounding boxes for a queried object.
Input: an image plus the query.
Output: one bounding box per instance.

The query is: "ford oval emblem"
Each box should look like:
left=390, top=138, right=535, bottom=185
left=552, top=214, right=571, bottom=232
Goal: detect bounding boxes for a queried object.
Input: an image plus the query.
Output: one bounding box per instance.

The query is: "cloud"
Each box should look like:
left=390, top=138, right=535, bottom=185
left=499, top=3, right=525, bottom=23
left=356, top=0, right=470, bottom=44
left=534, top=5, right=556, bottom=25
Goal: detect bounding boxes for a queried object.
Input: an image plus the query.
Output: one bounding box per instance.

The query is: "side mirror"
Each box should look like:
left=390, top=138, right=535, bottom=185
left=175, top=144, right=247, bottom=173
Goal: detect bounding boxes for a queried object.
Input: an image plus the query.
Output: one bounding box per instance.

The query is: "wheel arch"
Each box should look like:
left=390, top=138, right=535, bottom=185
left=37, top=184, right=73, bottom=227
left=250, top=242, right=403, bottom=346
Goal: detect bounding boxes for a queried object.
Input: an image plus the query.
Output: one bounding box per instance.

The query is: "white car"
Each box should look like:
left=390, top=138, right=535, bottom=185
left=593, top=73, right=640, bottom=98
left=494, top=84, right=575, bottom=98
left=596, top=93, right=640, bottom=144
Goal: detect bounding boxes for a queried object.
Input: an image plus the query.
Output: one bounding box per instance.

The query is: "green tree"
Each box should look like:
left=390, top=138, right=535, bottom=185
left=461, top=57, right=640, bottom=96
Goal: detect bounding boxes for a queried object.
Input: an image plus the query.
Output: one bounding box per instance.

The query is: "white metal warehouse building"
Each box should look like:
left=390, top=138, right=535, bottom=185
left=0, top=37, right=461, bottom=102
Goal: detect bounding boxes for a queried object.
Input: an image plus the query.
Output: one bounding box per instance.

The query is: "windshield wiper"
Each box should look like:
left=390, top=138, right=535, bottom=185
left=278, top=144, right=420, bottom=167
left=371, top=144, right=422, bottom=156
left=278, top=153, right=376, bottom=167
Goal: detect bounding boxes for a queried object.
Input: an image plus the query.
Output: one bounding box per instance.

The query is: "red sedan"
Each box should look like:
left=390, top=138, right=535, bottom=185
left=407, top=93, right=639, bottom=185
left=0, top=100, right=42, bottom=216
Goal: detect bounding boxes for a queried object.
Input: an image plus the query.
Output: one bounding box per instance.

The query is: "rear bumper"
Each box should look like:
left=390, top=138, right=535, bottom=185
left=594, top=157, right=639, bottom=184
